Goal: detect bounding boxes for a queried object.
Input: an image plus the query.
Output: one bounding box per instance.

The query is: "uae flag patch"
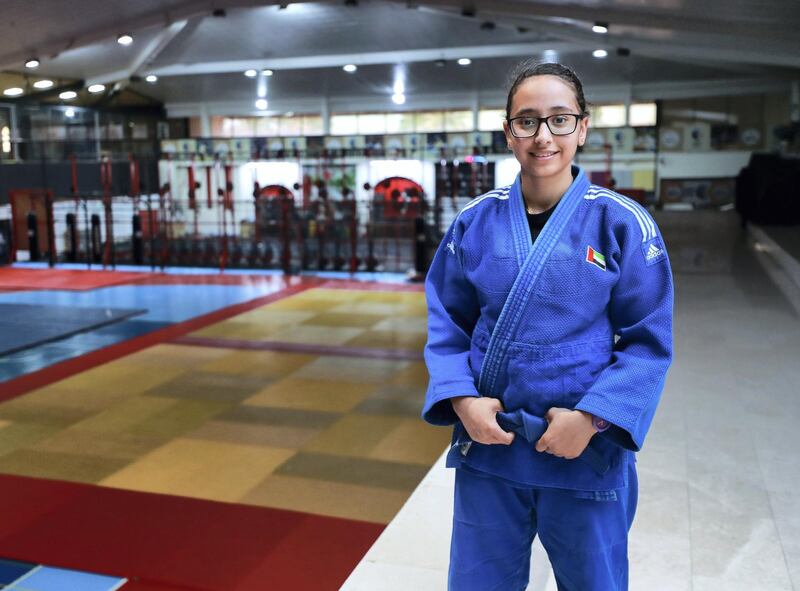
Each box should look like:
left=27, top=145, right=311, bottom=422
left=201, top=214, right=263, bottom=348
left=586, top=245, right=606, bottom=271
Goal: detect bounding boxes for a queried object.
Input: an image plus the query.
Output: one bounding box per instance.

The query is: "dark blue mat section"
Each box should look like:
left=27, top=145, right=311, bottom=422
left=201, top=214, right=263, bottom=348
left=0, top=303, right=146, bottom=357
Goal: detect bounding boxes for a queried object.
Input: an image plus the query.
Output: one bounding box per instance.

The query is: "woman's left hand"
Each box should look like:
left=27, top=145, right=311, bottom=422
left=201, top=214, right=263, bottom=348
left=535, top=408, right=596, bottom=459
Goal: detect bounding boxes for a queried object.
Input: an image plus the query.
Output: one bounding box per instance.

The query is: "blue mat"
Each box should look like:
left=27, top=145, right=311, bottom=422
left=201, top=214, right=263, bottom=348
left=0, top=303, right=146, bottom=357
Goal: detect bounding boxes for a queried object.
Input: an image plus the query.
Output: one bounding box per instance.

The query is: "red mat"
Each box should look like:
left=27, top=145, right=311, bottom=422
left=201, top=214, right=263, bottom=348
left=0, top=268, right=152, bottom=291
left=0, top=474, right=384, bottom=591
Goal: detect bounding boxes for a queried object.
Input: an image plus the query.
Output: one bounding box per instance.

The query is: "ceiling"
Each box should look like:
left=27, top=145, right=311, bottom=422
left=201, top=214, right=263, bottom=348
left=1, top=0, right=799, bottom=117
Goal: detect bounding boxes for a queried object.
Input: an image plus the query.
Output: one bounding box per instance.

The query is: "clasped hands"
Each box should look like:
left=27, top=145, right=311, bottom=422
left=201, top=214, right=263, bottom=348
left=451, top=396, right=596, bottom=459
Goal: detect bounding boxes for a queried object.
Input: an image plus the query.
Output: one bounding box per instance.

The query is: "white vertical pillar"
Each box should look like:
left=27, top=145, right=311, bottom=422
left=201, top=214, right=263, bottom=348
left=200, top=104, right=211, bottom=137
left=471, top=91, right=480, bottom=132
left=322, top=97, right=330, bottom=136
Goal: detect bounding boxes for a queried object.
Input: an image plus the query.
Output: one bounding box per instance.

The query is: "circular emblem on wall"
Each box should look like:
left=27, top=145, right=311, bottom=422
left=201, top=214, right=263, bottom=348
left=660, top=129, right=681, bottom=149
left=741, top=128, right=761, bottom=146
left=586, top=131, right=605, bottom=150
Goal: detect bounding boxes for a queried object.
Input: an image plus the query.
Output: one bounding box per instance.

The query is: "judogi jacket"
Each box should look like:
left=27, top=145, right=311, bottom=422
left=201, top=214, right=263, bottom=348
left=422, top=167, right=674, bottom=491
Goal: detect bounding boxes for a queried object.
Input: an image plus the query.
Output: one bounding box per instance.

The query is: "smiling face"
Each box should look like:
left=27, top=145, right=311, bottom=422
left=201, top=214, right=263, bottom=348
left=503, top=74, right=589, bottom=188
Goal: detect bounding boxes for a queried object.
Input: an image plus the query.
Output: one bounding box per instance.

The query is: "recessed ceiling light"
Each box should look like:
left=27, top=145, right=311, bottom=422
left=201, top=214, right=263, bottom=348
left=25, top=58, right=40, bottom=69
left=59, top=90, right=77, bottom=100
left=145, top=75, right=158, bottom=83
left=593, top=22, right=609, bottom=34
left=457, top=58, right=472, bottom=66
left=262, top=69, right=274, bottom=76
left=255, top=98, right=268, bottom=110
left=343, top=64, right=357, bottom=73
left=244, top=69, right=257, bottom=78
left=33, top=80, right=54, bottom=89
left=88, top=84, right=106, bottom=93
left=3, top=87, right=24, bottom=97
left=392, top=93, right=406, bottom=105
left=117, top=34, right=133, bottom=46
left=65, top=108, right=76, bottom=118
left=593, top=49, right=608, bottom=58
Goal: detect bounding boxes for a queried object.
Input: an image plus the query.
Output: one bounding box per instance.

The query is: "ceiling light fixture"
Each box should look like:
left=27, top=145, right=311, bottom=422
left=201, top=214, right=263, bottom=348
left=261, top=69, right=274, bottom=76
left=3, top=88, right=24, bottom=97
left=244, top=69, right=257, bottom=78
left=146, top=75, right=158, bottom=83
left=59, top=90, right=77, bottom=100
left=392, top=93, right=406, bottom=105
left=65, top=108, right=76, bottom=118
left=25, top=58, right=40, bottom=69
left=343, top=64, right=357, bottom=73
left=255, top=98, right=268, bottom=110
left=88, top=84, right=106, bottom=93
left=593, top=49, right=608, bottom=58
left=33, top=80, right=54, bottom=89
left=457, top=58, right=472, bottom=66
left=592, top=22, right=609, bottom=34
left=117, top=34, right=134, bottom=46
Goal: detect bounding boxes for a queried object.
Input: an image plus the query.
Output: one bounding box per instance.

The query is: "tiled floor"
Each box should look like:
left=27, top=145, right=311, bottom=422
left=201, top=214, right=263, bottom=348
left=343, top=211, right=800, bottom=591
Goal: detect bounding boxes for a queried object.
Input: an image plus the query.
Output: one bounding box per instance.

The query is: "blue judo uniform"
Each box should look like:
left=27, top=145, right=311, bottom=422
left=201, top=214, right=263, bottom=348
left=422, top=166, right=673, bottom=590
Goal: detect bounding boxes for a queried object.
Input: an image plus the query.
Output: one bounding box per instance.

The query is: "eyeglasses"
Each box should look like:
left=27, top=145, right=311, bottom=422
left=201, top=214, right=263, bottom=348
left=507, top=113, right=585, bottom=138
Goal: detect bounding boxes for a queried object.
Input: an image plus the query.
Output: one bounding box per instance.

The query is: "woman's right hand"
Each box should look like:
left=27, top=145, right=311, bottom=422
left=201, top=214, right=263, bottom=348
left=451, top=396, right=515, bottom=445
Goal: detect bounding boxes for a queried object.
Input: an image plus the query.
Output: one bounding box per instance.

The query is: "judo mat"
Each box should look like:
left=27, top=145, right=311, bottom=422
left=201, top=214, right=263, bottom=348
left=0, top=303, right=146, bottom=356
left=0, top=268, right=149, bottom=291
left=0, top=558, right=126, bottom=591
left=0, top=474, right=382, bottom=591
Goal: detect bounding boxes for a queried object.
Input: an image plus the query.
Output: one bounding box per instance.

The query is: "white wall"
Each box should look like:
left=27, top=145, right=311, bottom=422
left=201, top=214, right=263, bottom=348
left=656, top=151, right=752, bottom=179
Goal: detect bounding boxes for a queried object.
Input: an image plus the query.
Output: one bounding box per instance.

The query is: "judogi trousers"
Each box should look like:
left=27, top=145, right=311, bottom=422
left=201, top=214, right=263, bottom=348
left=449, top=464, right=638, bottom=591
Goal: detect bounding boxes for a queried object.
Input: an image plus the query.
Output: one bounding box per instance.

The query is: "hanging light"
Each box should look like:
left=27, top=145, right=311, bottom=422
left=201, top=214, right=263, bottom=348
left=244, top=69, right=257, bottom=78
left=255, top=98, right=268, bottom=110
left=59, top=90, right=77, bottom=100
left=33, top=80, right=54, bottom=89
left=593, top=49, right=608, bottom=58
left=117, top=34, right=134, bottom=46
left=25, top=58, right=40, bottom=69
left=146, top=75, right=158, bottom=83
left=88, top=84, right=106, bottom=93
left=65, top=108, right=76, bottom=118
left=261, top=69, right=274, bottom=76
left=3, top=88, right=24, bottom=97
left=343, top=64, right=357, bottom=73
left=392, top=93, right=406, bottom=105
left=592, top=22, right=609, bottom=34
left=457, top=58, right=472, bottom=66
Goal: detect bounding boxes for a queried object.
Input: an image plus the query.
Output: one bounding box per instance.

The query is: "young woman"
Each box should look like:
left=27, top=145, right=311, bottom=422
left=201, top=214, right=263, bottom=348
left=422, top=60, right=674, bottom=591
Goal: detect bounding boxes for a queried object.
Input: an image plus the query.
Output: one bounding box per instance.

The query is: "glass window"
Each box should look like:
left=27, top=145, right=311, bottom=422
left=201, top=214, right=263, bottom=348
left=303, top=115, right=324, bottom=136
left=416, top=111, right=445, bottom=132
left=255, top=116, right=280, bottom=136
left=629, top=103, right=657, bottom=127
left=444, top=110, right=473, bottom=132
left=358, top=113, right=387, bottom=135
left=478, top=109, right=505, bottom=131
left=590, top=105, right=627, bottom=128
left=279, top=116, right=302, bottom=136
left=386, top=112, right=414, bottom=133
left=330, top=114, right=358, bottom=136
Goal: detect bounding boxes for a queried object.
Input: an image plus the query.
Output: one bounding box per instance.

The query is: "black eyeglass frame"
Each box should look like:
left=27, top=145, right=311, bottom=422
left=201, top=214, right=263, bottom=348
left=506, top=113, right=587, bottom=138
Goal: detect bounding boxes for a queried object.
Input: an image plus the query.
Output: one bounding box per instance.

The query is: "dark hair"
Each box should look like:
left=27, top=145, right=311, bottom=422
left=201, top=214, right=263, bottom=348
left=505, top=60, right=587, bottom=119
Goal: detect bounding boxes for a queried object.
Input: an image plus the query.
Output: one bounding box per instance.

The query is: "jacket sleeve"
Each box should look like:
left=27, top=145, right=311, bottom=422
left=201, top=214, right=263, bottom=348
left=421, top=221, right=481, bottom=426
left=575, top=216, right=674, bottom=451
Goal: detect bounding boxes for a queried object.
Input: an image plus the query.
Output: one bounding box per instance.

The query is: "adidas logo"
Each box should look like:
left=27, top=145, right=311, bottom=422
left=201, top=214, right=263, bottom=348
left=646, top=243, right=663, bottom=261
left=446, top=241, right=456, bottom=255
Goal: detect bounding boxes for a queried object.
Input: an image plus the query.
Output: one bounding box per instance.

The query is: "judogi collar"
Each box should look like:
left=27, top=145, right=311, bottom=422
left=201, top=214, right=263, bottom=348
left=478, top=166, right=590, bottom=396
